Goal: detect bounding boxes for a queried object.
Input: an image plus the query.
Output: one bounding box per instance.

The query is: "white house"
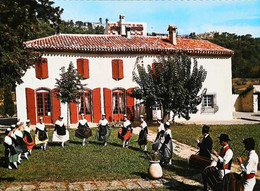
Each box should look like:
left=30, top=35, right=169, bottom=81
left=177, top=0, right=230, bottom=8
left=16, top=16, right=234, bottom=125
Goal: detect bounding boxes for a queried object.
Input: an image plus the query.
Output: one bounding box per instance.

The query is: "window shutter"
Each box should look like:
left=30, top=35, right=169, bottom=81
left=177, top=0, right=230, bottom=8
left=35, top=61, right=41, bottom=79
left=112, top=59, right=118, bottom=79
left=70, top=102, right=78, bottom=123
left=52, top=89, right=61, bottom=123
left=127, top=88, right=135, bottom=121
left=103, top=88, right=112, bottom=121
left=112, top=59, right=124, bottom=80
left=118, top=59, right=124, bottom=79
left=41, top=58, right=48, bottom=79
left=93, top=88, right=101, bottom=123
left=25, top=88, right=36, bottom=125
left=152, top=63, right=162, bottom=76
left=77, top=59, right=84, bottom=76
left=83, top=59, right=89, bottom=79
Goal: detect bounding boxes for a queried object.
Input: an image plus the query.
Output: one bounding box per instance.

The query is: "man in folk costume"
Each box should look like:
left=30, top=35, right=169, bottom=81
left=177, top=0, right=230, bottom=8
left=160, top=122, right=173, bottom=165
left=195, top=125, right=213, bottom=159
left=138, top=115, right=148, bottom=152
left=10, top=124, right=22, bottom=164
left=75, top=113, right=92, bottom=146
left=35, top=117, right=48, bottom=151
left=152, top=117, right=165, bottom=152
left=23, top=119, right=35, bottom=155
left=14, top=122, right=29, bottom=160
left=4, top=128, right=18, bottom=169
left=52, top=116, right=69, bottom=148
left=202, top=134, right=233, bottom=191
left=237, top=138, right=259, bottom=191
left=97, top=113, right=111, bottom=146
left=118, top=114, right=132, bottom=148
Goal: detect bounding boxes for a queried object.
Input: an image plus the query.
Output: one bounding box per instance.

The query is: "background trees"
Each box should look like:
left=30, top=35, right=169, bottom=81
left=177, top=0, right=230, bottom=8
left=132, top=53, right=207, bottom=122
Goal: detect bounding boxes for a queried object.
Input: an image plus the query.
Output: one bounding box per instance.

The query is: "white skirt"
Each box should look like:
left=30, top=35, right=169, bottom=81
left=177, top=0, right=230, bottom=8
left=52, top=130, right=70, bottom=142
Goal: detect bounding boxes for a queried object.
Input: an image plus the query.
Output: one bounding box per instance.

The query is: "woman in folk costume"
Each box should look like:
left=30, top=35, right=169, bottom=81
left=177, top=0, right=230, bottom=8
left=14, top=122, right=29, bottom=160
left=97, top=113, right=111, bottom=146
left=159, top=122, right=173, bottom=165
left=138, top=115, right=148, bottom=152
left=35, top=117, right=48, bottom=151
left=152, top=117, right=165, bottom=152
left=4, top=128, right=18, bottom=169
left=23, top=119, right=35, bottom=155
left=118, top=114, right=132, bottom=148
left=10, top=124, right=22, bottom=164
left=75, top=113, right=92, bottom=146
left=52, top=116, right=69, bottom=148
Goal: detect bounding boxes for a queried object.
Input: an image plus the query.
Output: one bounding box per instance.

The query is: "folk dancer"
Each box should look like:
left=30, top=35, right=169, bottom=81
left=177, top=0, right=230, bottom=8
left=10, top=124, right=22, bottom=164
left=75, top=113, right=92, bottom=146
left=14, top=122, right=29, bottom=160
left=118, top=114, right=132, bottom=148
left=237, top=138, right=259, bottom=191
left=35, top=117, right=48, bottom=150
left=4, top=128, right=18, bottom=169
left=138, top=115, right=148, bottom=152
left=195, top=125, right=213, bottom=159
left=202, top=134, right=233, bottom=191
left=159, top=122, right=173, bottom=165
left=97, top=113, right=111, bottom=146
left=52, top=116, right=69, bottom=148
left=23, top=119, right=35, bottom=155
left=152, top=117, right=165, bottom=152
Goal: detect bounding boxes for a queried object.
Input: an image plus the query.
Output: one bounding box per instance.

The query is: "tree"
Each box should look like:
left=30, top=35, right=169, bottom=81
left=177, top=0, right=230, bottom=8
left=54, top=62, right=85, bottom=127
left=4, top=84, right=15, bottom=117
left=132, top=53, right=207, bottom=122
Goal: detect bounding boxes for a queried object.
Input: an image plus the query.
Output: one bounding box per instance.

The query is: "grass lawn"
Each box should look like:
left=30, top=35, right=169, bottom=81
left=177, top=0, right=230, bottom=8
left=0, top=127, right=199, bottom=184
left=150, top=123, right=260, bottom=168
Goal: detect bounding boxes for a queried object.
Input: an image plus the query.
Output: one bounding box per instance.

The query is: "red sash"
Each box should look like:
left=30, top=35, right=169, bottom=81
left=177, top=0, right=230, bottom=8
left=246, top=173, right=256, bottom=179
left=219, top=146, right=231, bottom=169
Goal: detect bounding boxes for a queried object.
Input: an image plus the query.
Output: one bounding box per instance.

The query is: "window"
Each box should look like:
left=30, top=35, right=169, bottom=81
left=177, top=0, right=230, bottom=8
left=112, top=59, right=124, bottom=80
left=79, top=91, right=92, bottom=115
left=36, top=90, right=51, bottom=123
left=112, top=90, right=125, bottom=114
left=202, top=95, right=214, bottom=107
left=35, top=58, right=48, bottom=79
left=77, top=58, right=89, bottom=79
left=201, top=94, right=218, bottom=114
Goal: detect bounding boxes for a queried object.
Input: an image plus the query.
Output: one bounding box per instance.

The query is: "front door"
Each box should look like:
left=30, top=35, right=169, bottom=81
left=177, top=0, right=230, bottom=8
left=112, top=89, right=125, bottom=121
left=36, top=90, right=51, bottom=123
left=78, top=90, right=92, bottom=121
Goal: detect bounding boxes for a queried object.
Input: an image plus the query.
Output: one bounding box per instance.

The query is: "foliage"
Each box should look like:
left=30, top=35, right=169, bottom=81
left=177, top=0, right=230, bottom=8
left=3, top=84, right=15, bottom=117
left=0, top=0, right=63, bottom=87
left=132, top=53, right=207, bottom=121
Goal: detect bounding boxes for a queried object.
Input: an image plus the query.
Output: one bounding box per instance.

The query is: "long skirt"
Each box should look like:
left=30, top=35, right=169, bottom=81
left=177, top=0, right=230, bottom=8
left=152, top=138, right=161, bottom=151
left=9, top=153, right=19, bottom=163
left=75, top=127, right=92, bottom=139
left=138, top=129, right=147, bottom=146
left=35, top=132, right=48, bottom=145
left=118, top=128, right=132, bottom=141
left=52, top=130, right=70, bottom=142
left=96, top=126, right=111, bottom=142
left=160, top=141, right=173, bottom=160
left=24, top=135, right=35, bottom=150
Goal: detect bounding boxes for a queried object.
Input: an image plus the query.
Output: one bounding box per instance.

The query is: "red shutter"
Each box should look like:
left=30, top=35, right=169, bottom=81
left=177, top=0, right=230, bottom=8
left=152, top=63, right=156, bottom=75
left=83, top=59, right=89, bottom=79
left=70, top=102, right=78, bottom=124
left=77, top=59, right=84, bottom=76
left=93, top=88, right=101, bottom=123
left=41, top=58, right=48, bottom=79
left=103, top=88, right=112, bottom=122
left=25, top=88, right=36, bottom=125
left=35, top=61, right=41, bottom=79
left=118, top=59, right=124, bottom=79
left=52, top=89, right=61, bottom=123
left=127, top=88, right=135, bottom=121
left=112, top=59, right=118, bottom=79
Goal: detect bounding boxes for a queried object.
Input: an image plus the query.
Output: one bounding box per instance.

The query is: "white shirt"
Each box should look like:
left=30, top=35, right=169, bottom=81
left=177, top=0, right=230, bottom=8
left=10, top=132, right=16, bottom=139
left=14, top=129, right=23, bottom=138
left=99, top=119, right=108, bottom=126
left=36, top=123, right=45, bottom=131
left=24, top=125, right=31, bottom=133
left=123, top=120, right=131, bottom=128
left=241, top=150, right=259, bottom=175
left=218, top=145, right=233, bottom=166
left=158, top=123, right=165, bottom=132
left=4, top=136, right=12, bottom=145
left=79, top=119, right=88, bottom=126
left=140, top=121, right=147, bottom=130
left=55, top=120, right=64, bottom=127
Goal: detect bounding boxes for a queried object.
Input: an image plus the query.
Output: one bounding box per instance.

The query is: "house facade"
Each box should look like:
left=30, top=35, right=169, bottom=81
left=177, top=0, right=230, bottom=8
left=16, top=16, right=234, bottom=125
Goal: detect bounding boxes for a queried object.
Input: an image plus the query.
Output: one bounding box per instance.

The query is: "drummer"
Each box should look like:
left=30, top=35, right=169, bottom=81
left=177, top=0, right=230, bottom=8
left=195, top=125, right=213, bottom=159
left=237, top=138, right=258, bottom=191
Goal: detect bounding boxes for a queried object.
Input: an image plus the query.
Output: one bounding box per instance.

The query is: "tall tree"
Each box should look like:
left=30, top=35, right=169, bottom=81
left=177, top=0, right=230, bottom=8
left=55, top=62, right=84, bottom=127
left=132, top=53, right=207, bottom=122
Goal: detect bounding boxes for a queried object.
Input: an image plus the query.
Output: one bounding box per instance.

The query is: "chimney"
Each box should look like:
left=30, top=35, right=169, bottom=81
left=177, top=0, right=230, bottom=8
left=168, top=25, right=177, bottom=45
left=119, top=14, right=126, bottom=36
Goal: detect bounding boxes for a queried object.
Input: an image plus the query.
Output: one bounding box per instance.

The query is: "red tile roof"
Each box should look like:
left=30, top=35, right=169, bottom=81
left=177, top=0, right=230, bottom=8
left=24, top=34, right=234, bottom=56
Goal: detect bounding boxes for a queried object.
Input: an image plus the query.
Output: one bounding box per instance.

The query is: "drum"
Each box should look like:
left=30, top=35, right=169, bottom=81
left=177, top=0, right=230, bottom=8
left=118, top=128, right=132, bottom=141
left=219, top=172, right=244, bottom=191
left=188, top=154, right=213, bottom=171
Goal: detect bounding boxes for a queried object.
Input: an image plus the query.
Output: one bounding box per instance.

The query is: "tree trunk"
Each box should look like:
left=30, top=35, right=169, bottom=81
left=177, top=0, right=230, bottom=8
left=67, top=103, right=70, bottom=128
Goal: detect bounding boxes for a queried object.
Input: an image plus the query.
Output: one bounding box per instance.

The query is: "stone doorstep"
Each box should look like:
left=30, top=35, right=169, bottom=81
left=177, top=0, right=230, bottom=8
left=38, top=181, right=67, bottom=190
left=121, top=179, right=142, bottom=190
left=22, top=184, right=37, bottom=191
left=95, top=180, right=125, bottom=190
left=5, top=186, right=22, bottom=191
left=68, top=182, right=84, bottom=191
left=81, top=182, right=98, bottom=191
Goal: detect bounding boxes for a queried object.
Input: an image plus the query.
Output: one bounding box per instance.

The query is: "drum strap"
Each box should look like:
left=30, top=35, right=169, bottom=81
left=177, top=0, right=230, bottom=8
left=246, top=173, right=255, bottom=179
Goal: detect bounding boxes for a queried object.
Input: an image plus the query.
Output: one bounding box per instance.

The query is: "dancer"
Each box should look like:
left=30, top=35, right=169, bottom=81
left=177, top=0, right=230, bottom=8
left=237, top=138, right=259, bottom=191
left=10, top=124, right=22, bottom=164
left=52, top=116, right=69, bottom=148
left=97, top=113, right=111, bottom=146
left=23, top=119, right=35, bottom=155
left=152, top=117, right=165, bottom=152
left=4, top=128, right=18, bottom=169
left=160, top=122, right=173, bottom=165
left=195, top=125, right=213, bottom=159
left=138, top=115, right=148, bottom=152
left=75, top=113, right=92, bottom=146
left=35, top=117, right=48, bottom=150
left=118, top=114, right=132, bottom=148
left=14, top=122, right=29, bottom=160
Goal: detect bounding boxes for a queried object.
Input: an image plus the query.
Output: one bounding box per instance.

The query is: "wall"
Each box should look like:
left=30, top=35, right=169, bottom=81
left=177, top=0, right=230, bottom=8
left=233, top=90, right=253, bottom=112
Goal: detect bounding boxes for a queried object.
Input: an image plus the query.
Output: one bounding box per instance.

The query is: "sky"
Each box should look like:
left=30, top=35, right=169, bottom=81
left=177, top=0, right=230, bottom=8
left=53, top=0, right=260, bottom=37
